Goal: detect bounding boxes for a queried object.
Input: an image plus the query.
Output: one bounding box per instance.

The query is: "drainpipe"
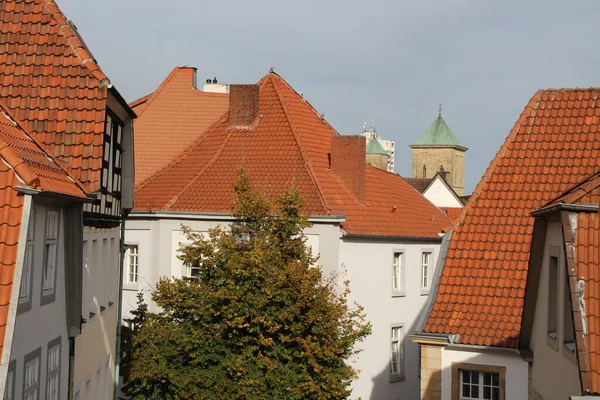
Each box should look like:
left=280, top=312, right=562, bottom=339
left=114, top=209, right=130, bottom=400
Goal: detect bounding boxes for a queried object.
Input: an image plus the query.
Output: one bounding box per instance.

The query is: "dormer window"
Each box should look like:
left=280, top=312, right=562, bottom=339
left=102, top=111, right=124, bottom=195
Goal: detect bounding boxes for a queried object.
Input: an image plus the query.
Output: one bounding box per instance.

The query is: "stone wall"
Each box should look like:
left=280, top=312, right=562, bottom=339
left=421, top=345, right=442, bottom=400
left=411, top=147, right=465, bottom=196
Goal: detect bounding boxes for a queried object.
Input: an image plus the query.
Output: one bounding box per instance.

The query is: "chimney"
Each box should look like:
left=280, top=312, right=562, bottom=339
left=330, top=136, right=366, bottom=203
left=229, top=84, right=259, bottom=126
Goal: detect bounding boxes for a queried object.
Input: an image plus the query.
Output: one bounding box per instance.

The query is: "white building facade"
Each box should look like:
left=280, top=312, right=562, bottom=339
left=124, top=212, right=443, bottom=399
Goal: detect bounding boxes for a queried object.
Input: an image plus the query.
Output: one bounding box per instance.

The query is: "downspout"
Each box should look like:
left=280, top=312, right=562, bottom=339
left=114, top=208, right=130, bottom=400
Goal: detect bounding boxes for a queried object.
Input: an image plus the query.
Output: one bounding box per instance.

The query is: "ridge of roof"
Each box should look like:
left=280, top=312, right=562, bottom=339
left=0, top=101, right=87, bottom=198
left=41, top=0, right=109, bottom=85
left=132, top=67, right=190, bottom=118
left=268, top=73, right=330, bottom=213
left=366, top=138, right=387, bottom=154
left=412, top=116, right=464, bottom=147
left=129, top=93, right=152, bottom=109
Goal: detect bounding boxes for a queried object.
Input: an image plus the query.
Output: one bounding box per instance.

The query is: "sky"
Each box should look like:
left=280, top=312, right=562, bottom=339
left=57, top=0, right=600, bottom=193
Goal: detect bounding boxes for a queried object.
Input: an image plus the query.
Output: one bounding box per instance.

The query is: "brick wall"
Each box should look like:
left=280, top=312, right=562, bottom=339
left=421, top=345, right=442, bottom=400
left=229, top=84, right=259, bottom=126
left=331, top=136, right=366, bottom=203
left=411, top=147, right=465, bottom=196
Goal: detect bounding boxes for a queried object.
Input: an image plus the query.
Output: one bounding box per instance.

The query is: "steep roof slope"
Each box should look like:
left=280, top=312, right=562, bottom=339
left=412, top=115, right=464, bottom=147
left=0, top=0, right=114, bottom=189
left=0, top=99, right=86, bottom=352
left=135, top=72, right=450, bottom=238
left=130, top=67, right=229, bottom=185
left=424, top=88, right=600, bottom=348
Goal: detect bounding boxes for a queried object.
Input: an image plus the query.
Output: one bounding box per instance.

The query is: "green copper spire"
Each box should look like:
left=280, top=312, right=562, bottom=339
left=366, top=138, right=387, bottom=154
left=413, top=115, right=462, bottom=147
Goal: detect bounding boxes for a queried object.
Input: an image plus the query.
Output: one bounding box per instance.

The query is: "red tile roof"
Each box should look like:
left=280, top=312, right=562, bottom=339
left=0, top=0, right=114, bottom=190
left=130, top=67, right=229, bottom=185
left=403, top=177, right=432, bottom=193
left=0, top=98, right=86, bottom=352
left=424, top=88, right=600, bottom=348
left=440, top=207, right=463, bottom=221
left=135, top=73, right=450, bottom=238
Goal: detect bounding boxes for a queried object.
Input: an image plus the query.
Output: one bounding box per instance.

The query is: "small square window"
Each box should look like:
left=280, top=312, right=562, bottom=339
left=452, top=363, right=505, bottom=400
left=125, top=245, right=139, bottom=284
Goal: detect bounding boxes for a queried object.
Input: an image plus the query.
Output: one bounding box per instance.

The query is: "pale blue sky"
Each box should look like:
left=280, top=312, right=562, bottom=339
left=58, top=0, right=600, bottom=192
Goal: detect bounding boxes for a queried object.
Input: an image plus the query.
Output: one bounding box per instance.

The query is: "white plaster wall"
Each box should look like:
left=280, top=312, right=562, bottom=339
left=440, top=348, right=529, bottom=400
left=340, top=239, right=440, bottom=400
left=73, top=227, right=120, bottom=400
left=529, top=220, right=581, bottom=400
left=422, top=178, right=463, bottom=208
left=124, top=215, right=342, bottom=316
left=10, top=203, right=69, bottom=400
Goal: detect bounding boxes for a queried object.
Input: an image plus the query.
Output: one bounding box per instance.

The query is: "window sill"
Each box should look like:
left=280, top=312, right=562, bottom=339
left=389, top=374, right=406, bottom=383
left=391, top=291, right=406, bottom=298
left=547, top=332, right=558, bottom=351
left=563, top=342, right=577, bottom=364
left=123, top=285, right=139, bottom=292
left=420, top=289, right=430, bottom=296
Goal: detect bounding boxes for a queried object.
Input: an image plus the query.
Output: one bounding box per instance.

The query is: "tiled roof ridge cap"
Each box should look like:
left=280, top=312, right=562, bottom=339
left=439, top=92, right=542, bottom=243
left=41, top=0, right=109, bottom=85
left=129, top=93, right=152, bottom=109
left=267, top=72, right=342, bottom=136
left=132, top=66, right=187, bottom=119
left=162, top=116, right=239, bottom=210
left=540, top=170, right=600, bottom=209
left=0, top=138, right=39, bottom=187
left=268, top=74, right=331, bottom=213
left=134, top=107, right=232, bottom=191
left=0, top=105, right=89, bottom=195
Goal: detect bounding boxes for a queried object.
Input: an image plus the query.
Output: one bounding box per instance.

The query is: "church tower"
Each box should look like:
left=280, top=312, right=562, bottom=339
left=410, top=111, right=468, bottom=195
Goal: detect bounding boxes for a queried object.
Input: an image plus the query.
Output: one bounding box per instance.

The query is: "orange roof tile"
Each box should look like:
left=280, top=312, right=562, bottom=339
left=440, top=207, right=464, bottom=221
left=424, top=88, right=600, bottom=348
left=0, top=0, right=113, bottom=190
left=0, top=97, right=86, bottom=352
left=403, top=177, right=433, bottom=193
left=135, top=73, right=450, bottom=238
left=130, top=67, right=229, bottom=185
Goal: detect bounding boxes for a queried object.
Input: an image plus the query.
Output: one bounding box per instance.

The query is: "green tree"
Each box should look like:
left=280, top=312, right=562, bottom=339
left=123, top=172, right=371, bottom=399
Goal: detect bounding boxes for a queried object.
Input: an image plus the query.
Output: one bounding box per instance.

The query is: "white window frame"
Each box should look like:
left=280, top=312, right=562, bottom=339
left=389, top=323, right=405, bottom=382
left=46, top=339, right=61, bottom=400
left=421, top=250, right=433, bottom=293
left=20, top=210, right=35, bottom=304
left=451, top=363, right=506, bottom=400
left=391, top=250, right=405, bottom=296
left=125, top=245, right=139, bottom=284
left=42, top=210, right=59, bottom=296
left=23, top=349, right=41, bottom=400
left=100, top=239, right=108, bottom=311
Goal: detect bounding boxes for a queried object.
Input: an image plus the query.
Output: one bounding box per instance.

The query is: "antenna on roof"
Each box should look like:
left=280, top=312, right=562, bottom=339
left=269, top=67, right=275, bottom=73
left=438, top=103, right=442, bottom=117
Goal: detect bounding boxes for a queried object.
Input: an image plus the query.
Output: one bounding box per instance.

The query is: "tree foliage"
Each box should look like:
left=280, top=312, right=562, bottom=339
left=122, top=171, right=371, bottom=399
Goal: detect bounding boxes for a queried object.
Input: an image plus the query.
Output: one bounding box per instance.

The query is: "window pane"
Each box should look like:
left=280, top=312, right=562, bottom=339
left=462, top=370, right=470, bottom=383
left=471, top=384, right=479, bottom=398
left=484, top=386, right=491, bottom=400
left=492, top=387, right=500, bottom=400
left=462, top=382, right=470, bottom=398
left=472, top=371, right=479, bottom=384
left=484, top=371, right=491, bottom=386
left=492, top=372, right=499, bottom=386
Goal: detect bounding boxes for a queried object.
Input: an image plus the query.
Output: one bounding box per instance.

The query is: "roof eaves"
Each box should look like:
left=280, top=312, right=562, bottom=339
left=270, top=75, right=331, bottom=213
left=532, top=203, right=599, bottom=217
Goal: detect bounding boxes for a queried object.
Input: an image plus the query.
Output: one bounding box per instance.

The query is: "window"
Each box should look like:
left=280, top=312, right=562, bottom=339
left=82, top=241, right=88, bottom=321
left=85, top=375, right=91, bottom=400
left=103, top=113, right=123, bottom=194
left=104, top=357, right=111, bottom=400
left=547, top=254, right=559, bottom=345
left=101, top=239, right=107, bottom=310
left=90, top=240, right=98, bottom=318
left=451, top=363, right=505, bottom=400
left=109, top=238, right=116, bottom=304
left=126, top=245, right=139, bottom=284
left=563, top=275, right=576, bottom=356
left=46, top=340, right=60, bottom=400
left=389, top=324, right=404, bottom=381
left=23, top=349, right=41, bottom=400
left=96, top=365, right=102, bottom=399
left=392, top=252, right=403, bottom=295
left=4, top=361, right=15, bottom=400
left=42, top=210, right=59, bottom=297
left=421, top=251, right=432, bottom=291
left=20, top=210, right=35, bottom=304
